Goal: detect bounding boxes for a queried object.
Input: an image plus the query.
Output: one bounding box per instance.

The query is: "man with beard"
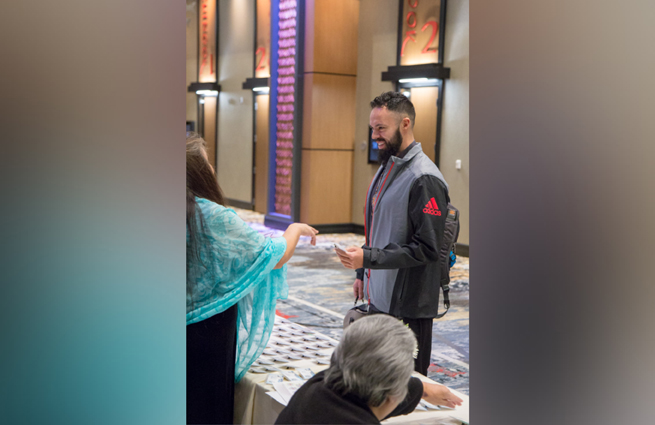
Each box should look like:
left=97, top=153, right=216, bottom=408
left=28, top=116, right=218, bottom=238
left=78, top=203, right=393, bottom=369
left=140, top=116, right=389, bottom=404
left=336, top=91, right=450, bottom=376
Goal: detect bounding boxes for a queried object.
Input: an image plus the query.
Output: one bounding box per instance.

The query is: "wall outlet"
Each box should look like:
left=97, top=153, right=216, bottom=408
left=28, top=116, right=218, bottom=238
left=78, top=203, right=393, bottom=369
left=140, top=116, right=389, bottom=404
left=455, top=159, right=462, bottom=170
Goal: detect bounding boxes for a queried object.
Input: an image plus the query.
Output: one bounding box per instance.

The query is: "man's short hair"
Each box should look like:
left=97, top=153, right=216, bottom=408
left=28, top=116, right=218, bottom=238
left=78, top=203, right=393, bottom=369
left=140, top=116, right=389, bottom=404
left=324, top=315, right=417, bottom=407
left=370, top=91, right=416, bottom=127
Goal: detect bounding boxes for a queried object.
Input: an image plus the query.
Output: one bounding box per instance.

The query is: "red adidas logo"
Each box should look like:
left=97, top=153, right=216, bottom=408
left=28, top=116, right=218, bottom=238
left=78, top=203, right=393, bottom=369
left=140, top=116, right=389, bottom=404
left=423, top=198, right=441, bottom=216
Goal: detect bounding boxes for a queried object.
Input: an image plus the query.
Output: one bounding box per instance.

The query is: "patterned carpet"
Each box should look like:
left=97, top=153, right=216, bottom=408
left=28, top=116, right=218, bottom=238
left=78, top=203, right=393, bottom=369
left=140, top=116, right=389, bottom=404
left=232, top=207, right=470, bottom=395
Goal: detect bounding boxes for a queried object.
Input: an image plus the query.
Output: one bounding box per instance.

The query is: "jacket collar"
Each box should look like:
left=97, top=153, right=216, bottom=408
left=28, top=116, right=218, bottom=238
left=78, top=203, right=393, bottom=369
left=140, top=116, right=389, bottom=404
left=389, top=142, right=422, bottom=166
left=369, top=142, right=422, bottom=214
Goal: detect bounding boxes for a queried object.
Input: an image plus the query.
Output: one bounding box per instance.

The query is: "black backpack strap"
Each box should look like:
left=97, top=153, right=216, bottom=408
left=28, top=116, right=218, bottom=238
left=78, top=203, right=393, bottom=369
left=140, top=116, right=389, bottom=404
left=435, top=282, right=450, bottom=318
left=435, top=203, right=459, bottom=319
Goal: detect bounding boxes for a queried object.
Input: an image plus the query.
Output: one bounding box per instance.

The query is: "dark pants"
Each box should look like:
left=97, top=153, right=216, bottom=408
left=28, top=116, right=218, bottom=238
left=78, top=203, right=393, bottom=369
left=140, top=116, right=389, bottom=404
left=187, top=304, right=238, bottom=425
left=401, top=316, right=433, bottom=376
left=368, top=303, right=433, bottom=376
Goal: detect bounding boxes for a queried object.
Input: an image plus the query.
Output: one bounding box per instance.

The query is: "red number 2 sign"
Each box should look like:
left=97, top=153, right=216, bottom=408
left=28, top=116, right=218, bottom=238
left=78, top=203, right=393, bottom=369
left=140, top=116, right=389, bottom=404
left=401, top=21, right=438, bottom=56
left=420, top=21, right=438, bottom=54
left=255, top=47, right=267, bottom=72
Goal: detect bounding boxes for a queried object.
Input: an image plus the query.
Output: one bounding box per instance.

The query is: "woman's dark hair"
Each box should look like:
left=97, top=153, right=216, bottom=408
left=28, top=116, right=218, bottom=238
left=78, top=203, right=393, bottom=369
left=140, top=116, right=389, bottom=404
left=186, top=132, right=225, bottom=304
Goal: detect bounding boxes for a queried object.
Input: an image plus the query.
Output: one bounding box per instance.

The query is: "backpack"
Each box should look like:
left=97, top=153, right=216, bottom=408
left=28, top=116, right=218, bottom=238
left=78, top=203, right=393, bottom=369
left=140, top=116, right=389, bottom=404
left=342, top=303, right=368, bottom=329
left=436, top=202, right=460, bottom=318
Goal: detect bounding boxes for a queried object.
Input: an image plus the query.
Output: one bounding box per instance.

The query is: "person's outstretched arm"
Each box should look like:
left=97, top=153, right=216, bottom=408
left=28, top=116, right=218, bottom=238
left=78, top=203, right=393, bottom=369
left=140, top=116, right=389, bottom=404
left=274, top=223, right=318, bottom=269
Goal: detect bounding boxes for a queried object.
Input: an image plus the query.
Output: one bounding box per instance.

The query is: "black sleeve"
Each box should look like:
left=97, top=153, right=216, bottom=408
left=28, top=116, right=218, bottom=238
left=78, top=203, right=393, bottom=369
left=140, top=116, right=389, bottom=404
left=356, top=241, right=366, bottom=279
left=363, top=175, right=448, bottom=269
left=356, top=268, right=364, bottom=280
left=383, top=377, right=424, bottom=419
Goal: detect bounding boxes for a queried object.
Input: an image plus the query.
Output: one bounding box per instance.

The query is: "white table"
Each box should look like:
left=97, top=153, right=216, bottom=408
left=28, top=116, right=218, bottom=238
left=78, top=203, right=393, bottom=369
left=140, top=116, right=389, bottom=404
left=234, top=316, right=469, bottom=425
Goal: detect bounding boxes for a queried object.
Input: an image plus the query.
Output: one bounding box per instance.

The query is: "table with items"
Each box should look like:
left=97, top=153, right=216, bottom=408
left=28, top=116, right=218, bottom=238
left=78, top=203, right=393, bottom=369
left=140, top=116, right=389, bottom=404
left=234, top=316, right=469, bottom=425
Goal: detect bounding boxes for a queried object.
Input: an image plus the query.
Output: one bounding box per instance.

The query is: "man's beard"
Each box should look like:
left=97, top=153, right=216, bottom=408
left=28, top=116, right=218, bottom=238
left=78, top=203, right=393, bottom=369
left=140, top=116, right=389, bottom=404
left=377, top=127, right=403, bottom=164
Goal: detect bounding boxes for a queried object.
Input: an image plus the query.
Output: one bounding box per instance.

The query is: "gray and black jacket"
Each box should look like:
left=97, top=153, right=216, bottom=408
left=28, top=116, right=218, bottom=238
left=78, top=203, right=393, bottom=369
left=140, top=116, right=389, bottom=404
left=357, top=143, right=449, bottom=319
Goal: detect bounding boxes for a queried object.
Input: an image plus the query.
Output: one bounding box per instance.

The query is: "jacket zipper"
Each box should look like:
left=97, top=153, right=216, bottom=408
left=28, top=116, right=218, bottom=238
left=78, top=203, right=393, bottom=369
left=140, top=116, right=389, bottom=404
left=366, top=162, right=395, bottom=306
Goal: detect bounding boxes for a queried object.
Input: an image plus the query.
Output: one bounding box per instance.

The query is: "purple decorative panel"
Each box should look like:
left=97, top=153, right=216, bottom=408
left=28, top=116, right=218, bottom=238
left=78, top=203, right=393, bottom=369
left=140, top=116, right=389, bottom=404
left=273, top=0, right=298, bottom=216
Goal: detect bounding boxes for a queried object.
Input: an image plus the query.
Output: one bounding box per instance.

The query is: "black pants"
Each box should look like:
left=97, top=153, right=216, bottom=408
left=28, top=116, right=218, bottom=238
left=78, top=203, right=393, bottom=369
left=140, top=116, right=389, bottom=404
left=401, top=316, right=433, bottom=376
left=369, top=304, right=433, bottom=376
left=187, top=305, right=238, bottom=425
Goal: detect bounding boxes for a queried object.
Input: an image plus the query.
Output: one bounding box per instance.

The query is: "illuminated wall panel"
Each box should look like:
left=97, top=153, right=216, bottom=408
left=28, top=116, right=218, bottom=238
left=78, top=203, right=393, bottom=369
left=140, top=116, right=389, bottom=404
left=198, top=0, right=217, bottom=82
left=400, top=0, right=442, bottom=65
left=256, top=0, right=271, bottom=78
left=272, top=0, right=299, bottom=217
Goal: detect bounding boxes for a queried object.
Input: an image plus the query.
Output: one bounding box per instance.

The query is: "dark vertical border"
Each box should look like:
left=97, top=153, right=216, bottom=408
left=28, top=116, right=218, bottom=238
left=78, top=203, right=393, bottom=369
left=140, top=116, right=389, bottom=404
left=435, top=80, right=444, bottom=166
left=395, top=0, right=401, bottom=95
left=196, top=102, right=201, bottom=136
left=291, top=0, right=305, bottom=222
left=396, top=0, right=404, bottom=67
left=251, top=0, right=258, bottom=208
left=250, top=98, right=257, bottom=207
left=196, top=0, right=202, bottom=137
left=213, top=0, right=220, bottom=173
left=435, top=0, right=447, bottom=165
left=200, top=101, right=205, bottom=136
left=253, top=0, right=259, bottom=73
left=438, top=0, right=447, bottom=64
left=197, top=0, right=201, bottom=82
left=266, top=0, right=280, bottom=217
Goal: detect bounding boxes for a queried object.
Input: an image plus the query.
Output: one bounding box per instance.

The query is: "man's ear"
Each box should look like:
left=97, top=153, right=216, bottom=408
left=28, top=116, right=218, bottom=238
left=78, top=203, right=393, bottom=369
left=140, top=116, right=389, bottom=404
left=402, top=116, right=411, bottom=130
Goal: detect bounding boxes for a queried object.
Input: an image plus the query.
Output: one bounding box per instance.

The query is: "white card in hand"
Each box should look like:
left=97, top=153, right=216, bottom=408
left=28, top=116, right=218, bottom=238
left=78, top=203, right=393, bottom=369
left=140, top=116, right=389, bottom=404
left=333, top=243, right=348, bottom=254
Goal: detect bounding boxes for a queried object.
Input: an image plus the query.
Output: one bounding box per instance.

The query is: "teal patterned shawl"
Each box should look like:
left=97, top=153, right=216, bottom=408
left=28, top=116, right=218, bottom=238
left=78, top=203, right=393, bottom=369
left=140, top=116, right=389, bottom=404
left=187, top=198, right=288, bottom=381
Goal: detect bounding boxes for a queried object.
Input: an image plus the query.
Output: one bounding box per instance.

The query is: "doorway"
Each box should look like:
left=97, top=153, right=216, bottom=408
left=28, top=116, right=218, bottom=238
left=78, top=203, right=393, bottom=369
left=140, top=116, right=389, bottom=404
left=253, top=94, right=270, bottom=214
left=399, top=82, right=442, bottom=165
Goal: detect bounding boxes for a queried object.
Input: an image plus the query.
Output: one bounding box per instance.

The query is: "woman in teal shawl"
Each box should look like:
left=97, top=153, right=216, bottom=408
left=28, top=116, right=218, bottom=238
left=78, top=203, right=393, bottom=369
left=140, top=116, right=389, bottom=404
left=186, top=133, right=317, bottom=424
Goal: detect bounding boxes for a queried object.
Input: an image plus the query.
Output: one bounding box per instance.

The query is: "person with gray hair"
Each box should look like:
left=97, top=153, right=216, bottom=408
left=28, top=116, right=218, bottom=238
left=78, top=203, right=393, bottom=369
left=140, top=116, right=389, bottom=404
left=275, top=315, right=462, bottom=424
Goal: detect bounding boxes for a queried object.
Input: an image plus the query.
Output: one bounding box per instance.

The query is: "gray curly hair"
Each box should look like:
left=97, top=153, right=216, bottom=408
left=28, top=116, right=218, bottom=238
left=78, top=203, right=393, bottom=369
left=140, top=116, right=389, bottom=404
left=324, top=315, right=417, bottom=407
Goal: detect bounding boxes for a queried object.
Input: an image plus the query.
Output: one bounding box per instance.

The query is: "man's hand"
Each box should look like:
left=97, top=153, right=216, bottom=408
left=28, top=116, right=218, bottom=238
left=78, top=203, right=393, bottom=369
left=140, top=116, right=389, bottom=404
left=336, top=247, right=364, bottom=270
left=421, top=382, right=463, bottom=408
left=353, top=279, right=364, bottom=299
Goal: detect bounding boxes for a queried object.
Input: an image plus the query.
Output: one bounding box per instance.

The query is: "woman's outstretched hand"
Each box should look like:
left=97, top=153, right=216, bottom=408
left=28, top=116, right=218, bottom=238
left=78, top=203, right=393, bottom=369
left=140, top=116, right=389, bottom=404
left=292, top=223, right=319, bottom=245
left=275, top=223, right=319, bottom=269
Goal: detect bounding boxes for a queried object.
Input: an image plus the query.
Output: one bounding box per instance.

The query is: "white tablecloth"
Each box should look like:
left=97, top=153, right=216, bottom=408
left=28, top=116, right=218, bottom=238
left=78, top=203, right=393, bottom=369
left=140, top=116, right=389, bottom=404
left=234, top=316, right=469, bottom=425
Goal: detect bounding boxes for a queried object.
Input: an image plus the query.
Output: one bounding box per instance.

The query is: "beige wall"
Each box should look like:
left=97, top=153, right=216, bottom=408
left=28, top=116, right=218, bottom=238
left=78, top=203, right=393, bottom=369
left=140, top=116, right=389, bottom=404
left=186, top=0, right=198, bottom=125
left=351, top=0, right=470, bottom=246
left=351, top=0, right=398, bottom=225
left=440, top=0, right=469, bottom=245
left=216, top=0, right=255, bottom=203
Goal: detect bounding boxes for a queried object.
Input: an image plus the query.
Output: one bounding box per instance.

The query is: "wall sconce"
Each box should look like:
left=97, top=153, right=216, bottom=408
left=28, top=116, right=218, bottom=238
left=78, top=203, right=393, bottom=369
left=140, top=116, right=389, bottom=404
left=398, top=78, right=439, bottom=85
left=381, top=63, right=450, bottom=84
left=187, top=82, right=221, bottom=96
left=196, top=90, right=219, bottom=96
left=242, top=77, right=270, bottom=93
